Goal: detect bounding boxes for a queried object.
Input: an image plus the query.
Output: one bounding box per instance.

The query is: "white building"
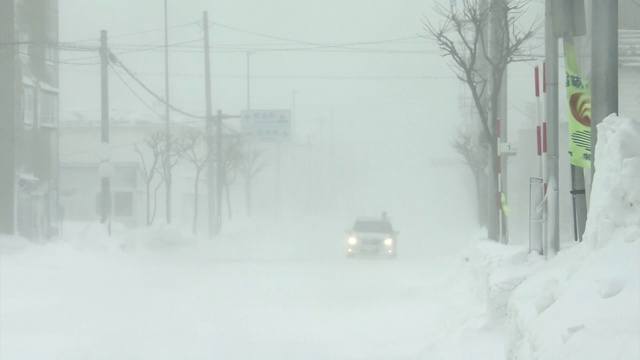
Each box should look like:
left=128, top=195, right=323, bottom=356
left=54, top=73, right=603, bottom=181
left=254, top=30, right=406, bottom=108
left=58, top=113, right=210, bottom=231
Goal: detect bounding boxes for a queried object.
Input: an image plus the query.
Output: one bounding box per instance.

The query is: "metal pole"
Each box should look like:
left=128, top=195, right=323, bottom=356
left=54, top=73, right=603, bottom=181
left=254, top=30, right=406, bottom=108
left=292, top=90, right=298, bottom=143
left=245, top=50, right=254, bottom=218
left=545, top=0, right=560, bottom=258
left=497, top=117, right=503, bottom=244
left=276, top=142, right=281, bottom=222
left=591, top=0, right=618, bottom=176
left=163, top=0, right=172, bottom=223
left=246, top=52, right=251, bottom=110
left=529, top=177, right=544, bottom=255
left=100, top=30, right=111, bottom=235
left=216, top=109, right=223, bottom=233
left=203, top=12, right=215, bottom=237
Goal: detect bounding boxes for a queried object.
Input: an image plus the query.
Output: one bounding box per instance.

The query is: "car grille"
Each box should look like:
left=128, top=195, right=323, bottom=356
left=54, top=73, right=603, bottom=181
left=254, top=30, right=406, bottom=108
left=361, top=238, right=383, bottom=246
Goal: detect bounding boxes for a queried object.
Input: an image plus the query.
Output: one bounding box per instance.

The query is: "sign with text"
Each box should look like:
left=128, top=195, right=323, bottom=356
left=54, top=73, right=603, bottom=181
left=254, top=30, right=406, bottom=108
left=564, top=42, right=591, bottom=169
left=241, top=109, right=291, bottom=143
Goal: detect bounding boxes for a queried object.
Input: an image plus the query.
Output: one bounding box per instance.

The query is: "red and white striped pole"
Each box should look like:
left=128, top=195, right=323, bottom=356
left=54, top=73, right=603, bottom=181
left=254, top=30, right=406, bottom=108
left=542, top=62, right=548, bottom=195
left=535, top=65, right=542, bottom=178
left=535, top=64, right=548, bottom=194
left=540, top=62, right=548, bottom=253
left=497, top=117, right=503, bottom=243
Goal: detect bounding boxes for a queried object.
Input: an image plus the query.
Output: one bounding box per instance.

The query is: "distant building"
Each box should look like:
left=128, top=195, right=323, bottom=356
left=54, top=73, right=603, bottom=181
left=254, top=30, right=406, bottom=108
left=58, top=117, right=155, bottom=229
left=0, top=0, right=60, bottom=239
left=58, top=114, right=209, bottom=230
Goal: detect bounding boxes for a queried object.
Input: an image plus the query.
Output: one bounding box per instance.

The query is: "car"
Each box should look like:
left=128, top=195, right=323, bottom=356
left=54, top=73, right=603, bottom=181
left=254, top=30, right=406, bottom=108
left=345, top=215, right=398, bottom=258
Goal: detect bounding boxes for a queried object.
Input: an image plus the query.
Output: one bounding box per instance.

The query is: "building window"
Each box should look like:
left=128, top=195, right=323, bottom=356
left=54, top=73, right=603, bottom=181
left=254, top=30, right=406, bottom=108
left=23, top=86, right=35, bottom=126
left=113, top=191, right=134, bottom=218
left=39, top=90, right=58, bottom=127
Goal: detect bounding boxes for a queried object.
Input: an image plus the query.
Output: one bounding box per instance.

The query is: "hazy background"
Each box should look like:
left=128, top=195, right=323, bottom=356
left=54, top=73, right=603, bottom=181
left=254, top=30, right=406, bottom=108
left=57, top=1, right=543, bottom=254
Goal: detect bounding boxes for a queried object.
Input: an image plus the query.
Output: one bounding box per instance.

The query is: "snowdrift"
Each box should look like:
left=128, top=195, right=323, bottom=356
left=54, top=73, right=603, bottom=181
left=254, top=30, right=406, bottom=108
left=504, top=115, right=640, bottom=360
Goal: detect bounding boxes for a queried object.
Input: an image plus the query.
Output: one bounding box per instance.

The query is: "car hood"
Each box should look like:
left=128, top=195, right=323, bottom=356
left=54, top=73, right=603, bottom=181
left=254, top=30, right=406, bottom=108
left=349, top=232, right=393, bottom=237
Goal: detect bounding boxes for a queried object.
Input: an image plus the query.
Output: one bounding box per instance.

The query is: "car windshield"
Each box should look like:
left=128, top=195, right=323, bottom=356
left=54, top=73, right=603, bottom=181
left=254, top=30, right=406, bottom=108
left=353, top=220, right=393, bottom=233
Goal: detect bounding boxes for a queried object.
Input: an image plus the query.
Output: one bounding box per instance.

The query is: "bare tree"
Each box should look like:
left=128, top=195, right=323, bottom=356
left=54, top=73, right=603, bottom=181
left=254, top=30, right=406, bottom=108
left=424, top=0, right=539, bottom=240
left=179, top=130, right=212, bottom=234
left=160, top=133, right=182, bottom=224
left=239, top=144, right=267, bottom=217
left=452, top=127, right=489, bottom=226
left=135, top=131, right=165, bottom=225
left=221, top=135, right=243, bottom=221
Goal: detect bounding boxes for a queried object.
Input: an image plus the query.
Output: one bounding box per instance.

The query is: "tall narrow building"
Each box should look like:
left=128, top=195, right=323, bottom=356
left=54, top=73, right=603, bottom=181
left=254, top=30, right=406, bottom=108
left=0, top=0, right=60, bottom=240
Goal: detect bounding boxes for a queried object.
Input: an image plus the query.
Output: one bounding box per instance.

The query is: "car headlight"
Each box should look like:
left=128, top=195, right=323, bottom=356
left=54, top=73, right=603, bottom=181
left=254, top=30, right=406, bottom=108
left=348, top=237, right=358, bottom=245
left=384, top=238, right=393, bottom=246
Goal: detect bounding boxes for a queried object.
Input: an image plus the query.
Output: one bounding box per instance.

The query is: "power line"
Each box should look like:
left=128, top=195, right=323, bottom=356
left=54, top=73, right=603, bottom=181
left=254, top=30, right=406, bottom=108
left=110, top=63, right=164, bottom=118
left=210, top=22, right=435, bottom=54
left=4, top=34, right=436, bottom=56
left=63, top=20, right=200, bottom=44
left=62, top=66, right=455, bottom=81
left=211, top=21, right=419, bottom=48
left=108, top=39, right=203, bottom=56
left=109, top=51, right=206, bottom=120
left=17, top=51, right=100, bottom=65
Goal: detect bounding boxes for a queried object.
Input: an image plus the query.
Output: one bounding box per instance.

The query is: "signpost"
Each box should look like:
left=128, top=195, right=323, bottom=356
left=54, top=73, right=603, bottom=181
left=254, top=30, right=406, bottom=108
left=241, top=110, right=292, bottom=143
left=241, top=109, right=291, bottom=221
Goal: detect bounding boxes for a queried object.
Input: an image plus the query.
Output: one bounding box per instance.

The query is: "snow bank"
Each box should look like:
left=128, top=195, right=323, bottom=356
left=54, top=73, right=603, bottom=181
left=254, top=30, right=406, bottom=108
left=505, top=115, right=640, bottom=360
left=0, top=234, right=31, bottom=254
left=465, top=241, right=545, bottom=325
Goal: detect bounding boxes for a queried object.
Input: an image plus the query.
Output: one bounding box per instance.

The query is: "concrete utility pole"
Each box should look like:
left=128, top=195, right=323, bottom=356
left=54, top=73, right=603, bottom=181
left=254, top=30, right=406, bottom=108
left=477, top=0, right=491, bottom=231
left=491, top=0, right=509, bottom=243
left=203, top=11, right=215, bottom=237
left=163, top=0, right=172, bottom=223
left=100, top=30, right=111, bottom=235
left=591, top=0, right=618, bottom=175
left=216, top=109, right=224, bottom=232
left=545, top=0, right=560, bottom=258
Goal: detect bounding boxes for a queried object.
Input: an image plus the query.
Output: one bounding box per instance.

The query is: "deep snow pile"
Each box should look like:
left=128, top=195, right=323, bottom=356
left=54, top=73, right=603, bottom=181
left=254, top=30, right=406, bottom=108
left=502, top=115, right=640, bottom=359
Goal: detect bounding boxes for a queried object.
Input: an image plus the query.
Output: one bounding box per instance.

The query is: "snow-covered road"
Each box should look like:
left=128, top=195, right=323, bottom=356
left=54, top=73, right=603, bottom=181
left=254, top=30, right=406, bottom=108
left=0, top=231, right=502, bottom=360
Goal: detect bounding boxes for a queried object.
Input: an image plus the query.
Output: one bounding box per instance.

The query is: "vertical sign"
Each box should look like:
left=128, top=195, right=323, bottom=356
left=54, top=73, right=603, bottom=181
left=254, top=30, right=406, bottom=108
left=564, top=42, right=592, bottom=168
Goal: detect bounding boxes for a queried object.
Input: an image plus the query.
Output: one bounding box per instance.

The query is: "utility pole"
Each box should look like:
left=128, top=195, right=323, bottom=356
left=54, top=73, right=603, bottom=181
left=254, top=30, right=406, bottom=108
left=246, top=52, right=251, bottom=110
left=545, top=0, right=560, bottom=258
left=203, top=11, right=215, bottom=237
left=163, top=0, right=172, bottom=224
left=478, top=0, right=491, bottom=231
left=491, top=0, right=509, bottom=243
left=213, top=110, right=240, bottom=233
left=591, top=0, right=618, bottom=175
left=216, top=109, right=224, bottom=233
left=100, top=30, right=111, bottom=235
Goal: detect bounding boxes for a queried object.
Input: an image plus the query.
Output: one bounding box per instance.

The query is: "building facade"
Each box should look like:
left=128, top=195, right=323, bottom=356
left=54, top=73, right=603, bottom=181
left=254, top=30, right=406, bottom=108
left=0, top=0, right=60, bottom=239
left=58, top=116, right=209, bottom=231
